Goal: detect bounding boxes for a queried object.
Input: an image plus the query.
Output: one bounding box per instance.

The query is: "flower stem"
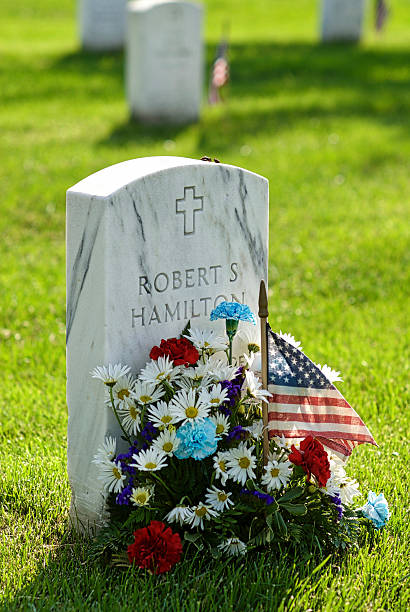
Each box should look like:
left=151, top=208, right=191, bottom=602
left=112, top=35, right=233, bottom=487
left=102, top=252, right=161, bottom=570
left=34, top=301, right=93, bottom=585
left=225, top=319, right=239, bottom=365
left=150, top=471, right=174, bottom=500
left=109, top=388, right=133, bottom=446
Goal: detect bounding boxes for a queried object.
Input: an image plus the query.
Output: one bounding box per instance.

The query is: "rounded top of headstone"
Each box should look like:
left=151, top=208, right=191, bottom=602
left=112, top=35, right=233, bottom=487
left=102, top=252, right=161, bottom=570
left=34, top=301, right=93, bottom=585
left=67, top=156, right=268, bottom=198
left=128, top=0, right=202, bottom=12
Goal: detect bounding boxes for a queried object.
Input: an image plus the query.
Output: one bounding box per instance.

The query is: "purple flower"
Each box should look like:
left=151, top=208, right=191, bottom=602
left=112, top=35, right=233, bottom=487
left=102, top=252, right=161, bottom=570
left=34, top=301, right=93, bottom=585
left=116, top=477, right=135, bottom=506
left=241, top=488, right=275, bottom=505
left=140, top=422, right=158, bottom=442
left=331, top=494, right=344, bottom=521
left=116, top=440, right=146, bottom=475
left=221, top=371, right=244, bottom=408
left=228, top=426, right=249, bottom=441
left=218, top=404, right=232, bottom=417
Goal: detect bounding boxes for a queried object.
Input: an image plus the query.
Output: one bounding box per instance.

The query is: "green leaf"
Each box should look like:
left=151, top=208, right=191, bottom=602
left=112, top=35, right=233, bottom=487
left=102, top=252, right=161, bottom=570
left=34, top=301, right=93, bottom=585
left=183, top=532, right=202, bottom=543
left=272, top=511, right=288, bottom=538
left=180, top=320, right=191, bottom=338
left=280, top=502, right=307, bottom=516
left=278, top=486, right=305, bottom=503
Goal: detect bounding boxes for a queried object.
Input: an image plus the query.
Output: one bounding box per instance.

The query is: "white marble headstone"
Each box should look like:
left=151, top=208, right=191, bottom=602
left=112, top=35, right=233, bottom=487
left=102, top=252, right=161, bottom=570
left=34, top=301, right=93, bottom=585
left=78, top=0, right=128, bottom=51
left=126, top=0, right=203, bottom=123
left=66, top=156, right=269, bottom=529
left=321, top=0, right=366, bottom=43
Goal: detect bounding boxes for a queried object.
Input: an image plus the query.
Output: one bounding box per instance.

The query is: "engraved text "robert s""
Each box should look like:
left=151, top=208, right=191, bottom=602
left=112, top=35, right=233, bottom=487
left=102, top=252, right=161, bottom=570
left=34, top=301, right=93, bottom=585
left=138, top=263, right=238, bottom=295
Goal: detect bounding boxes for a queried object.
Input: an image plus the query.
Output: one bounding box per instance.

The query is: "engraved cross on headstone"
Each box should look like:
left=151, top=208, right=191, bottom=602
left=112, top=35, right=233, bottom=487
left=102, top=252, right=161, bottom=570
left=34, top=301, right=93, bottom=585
left=176, top=186, right=204, bottom=235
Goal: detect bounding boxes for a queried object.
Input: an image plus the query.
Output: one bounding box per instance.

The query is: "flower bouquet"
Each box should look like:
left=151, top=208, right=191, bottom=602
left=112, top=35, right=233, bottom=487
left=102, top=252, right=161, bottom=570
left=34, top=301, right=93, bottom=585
left=91, top=302, right=389, bottom=574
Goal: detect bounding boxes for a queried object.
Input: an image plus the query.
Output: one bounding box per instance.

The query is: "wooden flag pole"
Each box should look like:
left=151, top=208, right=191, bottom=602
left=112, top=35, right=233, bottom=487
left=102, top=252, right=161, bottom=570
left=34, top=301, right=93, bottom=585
left=258, top=280, right=270, bottom=465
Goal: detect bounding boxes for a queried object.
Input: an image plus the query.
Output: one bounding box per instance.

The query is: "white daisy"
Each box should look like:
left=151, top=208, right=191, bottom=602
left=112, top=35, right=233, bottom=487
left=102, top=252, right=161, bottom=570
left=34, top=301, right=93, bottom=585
left=130, top=486, right=153, bottom=507
left=152, top=428, right=180, bottom=456
left=278, top=331, right=303, bottom=351
left=242, top=352, right=262, bottom=373
left=234, top=326, right=261, bottom=355
left=164, top=506, right=193, bottom=526
left=315, top=363, right=343, bottom=383
left=213, top=451, right=231, bottom=485
left=261, top=458, right=292, bottom=491
left=320, top=476, right=342, bottom=498
left=170, top=388, right=210, bottom=426
left=199, top=383, right=229, bottom=409
left=118, top=402, right=141, bottom=435
left=130, top=448, right=168, bottom=472
left=329, top=455, right=347, bottom=480
left=92, top=436, right=117, bottom=465
left=338, top=477, right=361, bottom=505
left=188, top=504, right=218, bottom=530
left=226, top=442, right=256, bottom=485
left=244, top=419, right=265, bottom=440
left=205, top=486, right=233, bottom=512
left=97, top=460, right=126, bottom=493
left=147, top=400, right=177, bottom=428
left=272, top=435, right=294, bottom=452
left=139, top=356, right=181, bottom=384
left=218, top=537, right=247, bottom=556
left=242, top=370, right=271, bottom=404
left=210, top=413, right=230, bottom=437
left=184, top=327, right=228, bottom=352
left=91, top=363, right=131, bottom=386
left=177, top=362, right=215, bottom=388
left=105, top=374, right=135, bottom=408
left=131, top=380, right=165, bottom=406
left=207, top=358, right=238, bottom=383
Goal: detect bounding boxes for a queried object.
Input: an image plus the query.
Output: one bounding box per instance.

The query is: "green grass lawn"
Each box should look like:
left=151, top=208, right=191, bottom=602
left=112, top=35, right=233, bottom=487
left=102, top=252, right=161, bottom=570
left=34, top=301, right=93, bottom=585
left=0, top=0, right=409, bottom=609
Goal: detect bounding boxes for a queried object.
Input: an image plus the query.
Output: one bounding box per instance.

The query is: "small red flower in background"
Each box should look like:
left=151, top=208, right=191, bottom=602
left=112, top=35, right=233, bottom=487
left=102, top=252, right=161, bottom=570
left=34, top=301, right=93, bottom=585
left=127, top=520, right=182, bottom=575
left=150, top=337, right=199, bottom=367
left=289, top=435, right=331, bottom=488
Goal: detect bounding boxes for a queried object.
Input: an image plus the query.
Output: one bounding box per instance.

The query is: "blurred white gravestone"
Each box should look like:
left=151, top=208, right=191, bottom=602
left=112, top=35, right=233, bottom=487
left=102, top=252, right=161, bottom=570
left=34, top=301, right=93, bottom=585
left=66, top=156, right=269, bottom=529
left=321, top=0, right=366, bottom=43
left=126, top=0, right=203, bottom=123
left=78, top=0, right=128, bottom=51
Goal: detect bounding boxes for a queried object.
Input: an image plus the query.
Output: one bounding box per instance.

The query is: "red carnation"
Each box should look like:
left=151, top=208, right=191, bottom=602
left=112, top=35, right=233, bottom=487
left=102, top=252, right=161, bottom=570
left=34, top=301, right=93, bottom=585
left=127, top=520, right=182, bottom=575
left=149, top=337, right=199, bottom=367
left=288, top=435, right=331, bottom=488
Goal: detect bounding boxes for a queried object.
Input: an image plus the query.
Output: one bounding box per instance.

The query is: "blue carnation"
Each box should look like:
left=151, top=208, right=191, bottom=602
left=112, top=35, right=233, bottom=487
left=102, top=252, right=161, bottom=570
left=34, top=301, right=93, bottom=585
left=210, top=302, right=256, bottom=325
left=174, top=418, right=219, bottom=461
left=361, top=491, right=389, bottom=529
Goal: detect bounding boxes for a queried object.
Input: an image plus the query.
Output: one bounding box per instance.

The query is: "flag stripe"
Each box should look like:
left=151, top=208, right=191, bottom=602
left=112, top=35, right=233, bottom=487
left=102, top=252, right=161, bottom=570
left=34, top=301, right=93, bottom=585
left=315, top=437, right=351, bottom=456
left=267, top=424, right=375, bottom=443
left=268, top=411, right=365, bottom=426
left=269, top=393, right=350, bottom=408
left=268, top=385, right=341, bottom=398
left=269, top=403, right=362, bottom=417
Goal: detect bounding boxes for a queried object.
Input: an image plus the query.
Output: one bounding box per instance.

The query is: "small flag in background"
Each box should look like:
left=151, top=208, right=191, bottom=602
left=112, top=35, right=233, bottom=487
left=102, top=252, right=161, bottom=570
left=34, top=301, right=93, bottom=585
left=266, top=325, right=376, bottom=458
left=208, top=34, right=229, bottom=105
left=375, top=0, right=389, bottom=32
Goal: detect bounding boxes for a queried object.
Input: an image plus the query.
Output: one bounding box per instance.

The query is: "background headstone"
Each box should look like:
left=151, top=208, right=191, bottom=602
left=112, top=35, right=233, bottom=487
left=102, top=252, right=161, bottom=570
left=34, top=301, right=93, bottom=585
left=78, top=0, right=128, bottom=51
left=66, top=156, right=269, bottom=529
left=321, top=0, right=366, bottom=43
left=126, top=0, right=203, bottom=123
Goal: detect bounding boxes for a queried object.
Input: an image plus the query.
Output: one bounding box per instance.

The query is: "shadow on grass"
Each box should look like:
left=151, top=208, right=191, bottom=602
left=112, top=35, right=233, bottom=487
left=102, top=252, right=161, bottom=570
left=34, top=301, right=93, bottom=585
left=4, top=41, right=408, bottom=149
left=3, top=529, right=330, bottom=611
left=101, top=41, right=409, bottom=148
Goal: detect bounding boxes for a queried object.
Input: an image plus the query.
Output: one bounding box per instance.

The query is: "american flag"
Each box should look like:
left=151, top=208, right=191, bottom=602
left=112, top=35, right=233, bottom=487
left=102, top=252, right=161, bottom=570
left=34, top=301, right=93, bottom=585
left=266, top=325, right=376, bottom=458
left=208, top=38, right=229, bottom=105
